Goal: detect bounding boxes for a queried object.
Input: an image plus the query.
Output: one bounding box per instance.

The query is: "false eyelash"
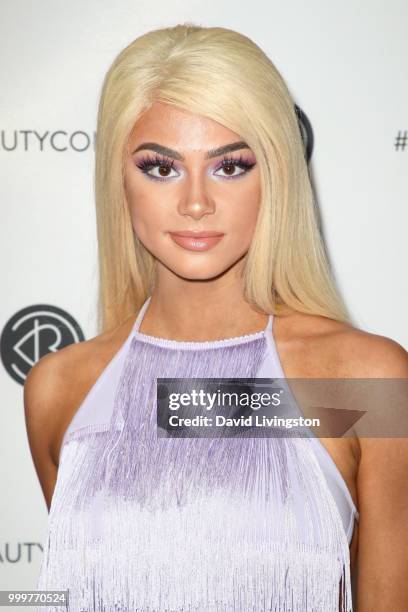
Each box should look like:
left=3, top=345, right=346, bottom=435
left=135, top=152, right=256, bottom=179
left=217, top=154, right=256, bottom=172
left=136, top=154, right=176, bottom=174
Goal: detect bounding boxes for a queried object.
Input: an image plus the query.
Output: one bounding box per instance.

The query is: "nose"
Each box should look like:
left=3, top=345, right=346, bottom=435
left=177, top=170, right=216, bottom=220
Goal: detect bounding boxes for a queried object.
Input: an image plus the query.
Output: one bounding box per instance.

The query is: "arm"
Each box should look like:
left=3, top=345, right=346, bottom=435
left=23, top=352, right=66, bottom=512
left=356, top=339, right=408, bottom=610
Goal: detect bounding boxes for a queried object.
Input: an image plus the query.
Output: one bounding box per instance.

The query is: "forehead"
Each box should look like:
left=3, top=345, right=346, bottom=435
left=128, top=101, right=242, bottom=150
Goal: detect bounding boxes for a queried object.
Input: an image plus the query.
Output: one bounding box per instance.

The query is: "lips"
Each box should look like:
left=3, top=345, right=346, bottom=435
left=168, top=230, right=224, bottom=252
left=170, top=230, right=224, bottom=238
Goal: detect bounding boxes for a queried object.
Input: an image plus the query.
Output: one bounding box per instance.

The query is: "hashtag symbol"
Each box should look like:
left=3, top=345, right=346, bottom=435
left=394, top=130, right=407, bottom=151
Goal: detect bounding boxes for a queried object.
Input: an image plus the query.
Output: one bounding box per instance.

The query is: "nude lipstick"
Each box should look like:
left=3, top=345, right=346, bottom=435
left=168, top=230, right=224, bottom=252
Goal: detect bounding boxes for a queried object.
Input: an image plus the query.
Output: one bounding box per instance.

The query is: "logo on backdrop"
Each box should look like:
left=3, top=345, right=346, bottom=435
left=0, top=130, right=96, bottom=152
left=1, top=305, right=85, bottom=386
left=0, top=541, right=43, bottom=564
left=394, top=130, right=407, bottom=151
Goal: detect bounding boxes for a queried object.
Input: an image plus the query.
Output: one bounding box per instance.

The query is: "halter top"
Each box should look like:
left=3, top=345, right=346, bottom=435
left=36, top=295, right=359, bottom=611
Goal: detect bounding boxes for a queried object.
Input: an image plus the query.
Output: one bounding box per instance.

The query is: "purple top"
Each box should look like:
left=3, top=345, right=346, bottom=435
left=36, top=295, right=358, bottom=611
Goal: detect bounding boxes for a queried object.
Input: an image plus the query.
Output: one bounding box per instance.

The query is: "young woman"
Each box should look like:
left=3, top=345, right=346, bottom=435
left=24, top=23, right=408, bottom=612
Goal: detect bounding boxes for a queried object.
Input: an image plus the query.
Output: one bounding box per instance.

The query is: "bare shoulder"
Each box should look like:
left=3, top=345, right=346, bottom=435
left=322, top=319, right=408, bottom=378
left=274, top=309, right=408, bottom=378
left=24, top=314, right=136, bottom=508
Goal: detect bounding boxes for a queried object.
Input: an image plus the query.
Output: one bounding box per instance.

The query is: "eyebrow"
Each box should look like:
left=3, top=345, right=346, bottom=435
left=131, top=141, right=250, bottom=160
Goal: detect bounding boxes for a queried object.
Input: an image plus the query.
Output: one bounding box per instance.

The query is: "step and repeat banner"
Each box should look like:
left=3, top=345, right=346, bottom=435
left=1, top=0, right=407, bottom=598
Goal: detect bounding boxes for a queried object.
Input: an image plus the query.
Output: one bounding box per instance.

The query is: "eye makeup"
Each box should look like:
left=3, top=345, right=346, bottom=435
left=213, top=154, right=256, bottom=180
left=135, top=154, right=178, bottom=181
left=134, top=153, right=256, bottom=182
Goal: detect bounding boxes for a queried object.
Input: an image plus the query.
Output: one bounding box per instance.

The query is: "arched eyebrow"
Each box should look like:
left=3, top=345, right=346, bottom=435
left=131, top=141, right=250, bottom=160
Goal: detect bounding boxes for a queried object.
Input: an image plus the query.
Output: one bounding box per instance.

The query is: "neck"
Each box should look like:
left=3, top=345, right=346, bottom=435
left=139, top=286, right=269, bottom=342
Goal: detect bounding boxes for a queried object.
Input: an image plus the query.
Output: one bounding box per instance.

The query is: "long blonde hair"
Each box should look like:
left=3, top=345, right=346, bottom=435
left=95, top=23, right=351, bottom=333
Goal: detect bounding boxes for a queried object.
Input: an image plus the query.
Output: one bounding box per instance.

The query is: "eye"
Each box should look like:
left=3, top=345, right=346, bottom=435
left=135, top=154, right=180, bottom=182
left=213, top=155, right=256, bottom=179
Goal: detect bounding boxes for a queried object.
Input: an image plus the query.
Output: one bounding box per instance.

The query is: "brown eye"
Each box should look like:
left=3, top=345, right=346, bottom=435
left=158, top=165, right=171, bottom=177
left=223, top=164, right=235, bottom=175
left=213, top=155, right=256, bottom=179
left=136, top=154, right=180, bottom=182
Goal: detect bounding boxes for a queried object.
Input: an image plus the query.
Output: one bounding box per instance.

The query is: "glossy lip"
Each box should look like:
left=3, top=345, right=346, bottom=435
left=169, top=230, right=224, bottom=238
left=169, top=231, right=224, bottom=252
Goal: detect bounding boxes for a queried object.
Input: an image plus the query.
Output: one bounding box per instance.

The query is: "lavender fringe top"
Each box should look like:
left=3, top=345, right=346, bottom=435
left=36, top=296, right=359, bottom=611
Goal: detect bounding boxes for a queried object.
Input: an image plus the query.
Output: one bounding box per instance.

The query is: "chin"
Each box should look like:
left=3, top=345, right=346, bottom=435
left=160, top=257, right=235, bottom=281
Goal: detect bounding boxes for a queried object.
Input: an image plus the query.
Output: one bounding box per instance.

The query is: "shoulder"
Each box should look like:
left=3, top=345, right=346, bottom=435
left=23, top=334, right=100, bottom=472
left=24, top=314, right=136, bottom=468
left=327, top=324, right=408, bottom=378
left=275, top=309, right=408, bottom=378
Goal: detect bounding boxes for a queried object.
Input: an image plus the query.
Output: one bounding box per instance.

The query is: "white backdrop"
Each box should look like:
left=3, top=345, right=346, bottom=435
left=1, top=0, right=407, bottom=597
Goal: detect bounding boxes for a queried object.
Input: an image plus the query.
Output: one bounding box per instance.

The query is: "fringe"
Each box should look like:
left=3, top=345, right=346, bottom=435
left=36, top=335, right=353, bottom=611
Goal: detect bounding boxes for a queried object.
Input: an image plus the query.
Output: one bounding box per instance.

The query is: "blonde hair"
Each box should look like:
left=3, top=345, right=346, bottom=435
left=95, top=23, right=352, bottom=333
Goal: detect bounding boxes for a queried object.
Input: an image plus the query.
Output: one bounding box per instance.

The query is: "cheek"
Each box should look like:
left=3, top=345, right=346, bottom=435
left=125, top=176, right=164, bottom=238
left=226, top=181, right=261, bottom=236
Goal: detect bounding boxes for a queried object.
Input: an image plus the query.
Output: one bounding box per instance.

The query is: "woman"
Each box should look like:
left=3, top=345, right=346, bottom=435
left=24, top=23, right=408, bottom=611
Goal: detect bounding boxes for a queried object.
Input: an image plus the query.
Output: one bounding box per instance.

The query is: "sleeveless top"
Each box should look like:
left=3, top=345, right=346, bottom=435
left=36, top=295, right=359, bottom=611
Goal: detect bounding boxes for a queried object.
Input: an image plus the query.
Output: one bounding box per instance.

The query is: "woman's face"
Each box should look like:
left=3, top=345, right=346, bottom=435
left=124, top=101, right=261, bottom=281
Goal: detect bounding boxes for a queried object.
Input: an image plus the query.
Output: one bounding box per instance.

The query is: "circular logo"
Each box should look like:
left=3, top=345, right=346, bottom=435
left=1, top=305, right=85, bottom=385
